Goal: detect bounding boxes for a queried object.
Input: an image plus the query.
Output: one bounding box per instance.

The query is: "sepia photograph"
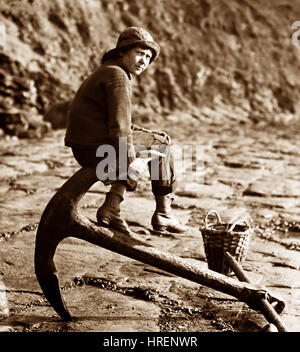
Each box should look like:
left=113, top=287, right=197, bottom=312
left=0, top=0, right=300, bottom=345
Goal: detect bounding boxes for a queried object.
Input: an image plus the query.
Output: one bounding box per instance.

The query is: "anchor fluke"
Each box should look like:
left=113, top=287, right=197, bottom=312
left=36, top=272, right=73, bottom=322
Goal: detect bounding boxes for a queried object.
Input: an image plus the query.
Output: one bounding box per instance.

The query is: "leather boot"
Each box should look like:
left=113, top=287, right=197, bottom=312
left=151, top=195, right=187, bottom=233
left=96, top=184, right=131, bottom=235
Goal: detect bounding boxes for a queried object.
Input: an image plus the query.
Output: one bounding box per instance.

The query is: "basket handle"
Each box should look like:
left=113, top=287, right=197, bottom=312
left=205, top=210, right=222, bottom=228
left=228, top=217, right=251, bottom=232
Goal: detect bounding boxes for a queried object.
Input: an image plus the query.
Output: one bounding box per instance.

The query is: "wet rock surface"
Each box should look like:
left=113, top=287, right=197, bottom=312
left=0, top=120, right=300, bottom=332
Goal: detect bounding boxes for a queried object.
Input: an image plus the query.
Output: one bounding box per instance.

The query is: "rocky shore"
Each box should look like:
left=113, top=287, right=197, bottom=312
left=0, top=118, right=299, bottom=332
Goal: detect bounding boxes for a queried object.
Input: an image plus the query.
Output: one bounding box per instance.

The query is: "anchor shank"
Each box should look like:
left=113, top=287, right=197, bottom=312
left=73, top=219, right=265, bottom=308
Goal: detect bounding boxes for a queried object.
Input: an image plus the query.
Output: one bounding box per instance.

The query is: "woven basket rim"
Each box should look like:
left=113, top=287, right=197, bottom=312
left=203, top=210, right=252, bottom=233
left=201, top=224, right=252, bottom=234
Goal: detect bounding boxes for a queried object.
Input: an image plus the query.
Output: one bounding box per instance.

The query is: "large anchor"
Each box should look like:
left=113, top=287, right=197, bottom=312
left=34, top=166, right=287, bottom=330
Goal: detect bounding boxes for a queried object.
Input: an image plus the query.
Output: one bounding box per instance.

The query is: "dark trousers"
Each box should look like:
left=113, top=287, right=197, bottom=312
left=71, top=130, right=177, bottom=196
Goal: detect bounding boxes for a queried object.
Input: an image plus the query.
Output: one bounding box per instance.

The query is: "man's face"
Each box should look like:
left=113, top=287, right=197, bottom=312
left=121, top=47, right=153, bottom=75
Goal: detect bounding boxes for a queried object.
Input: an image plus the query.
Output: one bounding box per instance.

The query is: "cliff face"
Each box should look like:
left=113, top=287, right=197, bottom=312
left=1, top=0, right=300, bottom=137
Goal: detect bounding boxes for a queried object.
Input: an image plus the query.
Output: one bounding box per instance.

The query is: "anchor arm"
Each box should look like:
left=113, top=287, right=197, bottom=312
left=34, top=167, right=98, bottom=321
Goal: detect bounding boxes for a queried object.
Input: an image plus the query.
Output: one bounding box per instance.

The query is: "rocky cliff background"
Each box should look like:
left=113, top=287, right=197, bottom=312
left=1, top=0, right=300, bottom=138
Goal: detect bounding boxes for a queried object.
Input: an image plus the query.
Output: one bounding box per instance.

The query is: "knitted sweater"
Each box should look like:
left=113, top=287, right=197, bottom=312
left=65, top=59, right=133, bottom=149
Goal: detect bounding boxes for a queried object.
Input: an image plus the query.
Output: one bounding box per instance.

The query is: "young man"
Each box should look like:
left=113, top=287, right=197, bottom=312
left=65, top=27, right=186, bottom=235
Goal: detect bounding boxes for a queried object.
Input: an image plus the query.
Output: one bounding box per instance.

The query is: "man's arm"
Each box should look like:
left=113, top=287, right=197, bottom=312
left=105, top=68, right=135, bottom=164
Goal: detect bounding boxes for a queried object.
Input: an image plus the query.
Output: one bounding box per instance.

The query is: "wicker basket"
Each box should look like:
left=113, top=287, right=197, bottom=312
left=201, top=210, right=252, bottom=275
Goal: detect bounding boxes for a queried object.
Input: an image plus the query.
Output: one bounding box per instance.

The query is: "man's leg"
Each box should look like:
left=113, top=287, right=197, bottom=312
left=133, top=131, right=187, bottom=234
left=149, top=144, right=187, bottom=233
left=96, top=182, right=132, bottom=235
left=72, top=147, right=131, bottom=235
